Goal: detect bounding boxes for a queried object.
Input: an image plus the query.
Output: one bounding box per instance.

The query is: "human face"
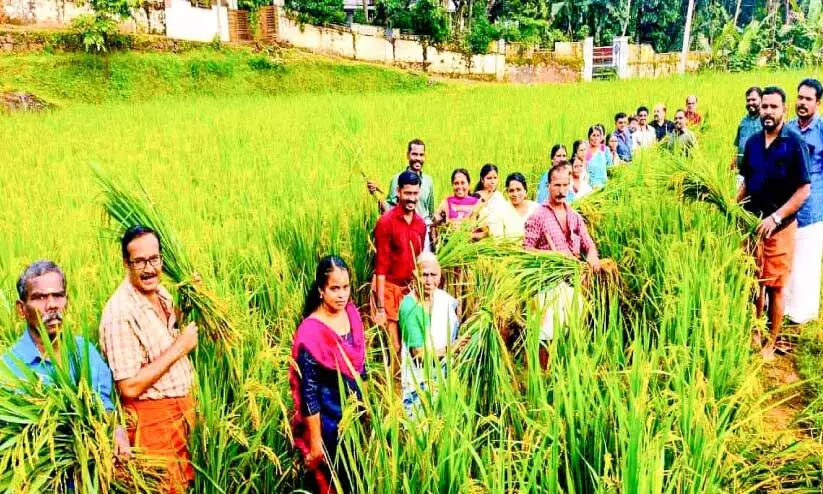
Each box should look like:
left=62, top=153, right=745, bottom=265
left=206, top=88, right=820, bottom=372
left=551, top=148, right=567, bottom=166
left=674, top=111, right=687, bottom=130
left=638, top=110, right=649, bottom=126
left=616, top=117, right=628, bottom=131
left=588, top=129, right=602, bottom=147
left=549, top=168, right=570, bottom=205
left=796, top=85, right=819, bottom=122
left=125, top=233, right=163, bottom=294
left=576, top=142, right=588, bottom=161
left=417, top=260, right=441, bottom=297
left=320, top=267, right=350, bottom=313
left=506, top=180, right=527, bottom=206
left=17, top=271, right=67, bottom=341
left=686, top=96, right=697, bottom=112
left=760, top=93, right=785, bottom=132
left=654, top=104, right=666, bottom=122
left=745, top=91, right=761, bottom=116
left=398, top=184, right=420, bottom=212
left=452, top=172, right=469, bottom=198
left=407, top=144, right=425, bottom=173
left=608, top=134, right=619, bottom=151
left=572, top=160, right=585, bottom=179
left=482, top=170, right=498, bottom=193
left=629, top=120, right=639, bottom=132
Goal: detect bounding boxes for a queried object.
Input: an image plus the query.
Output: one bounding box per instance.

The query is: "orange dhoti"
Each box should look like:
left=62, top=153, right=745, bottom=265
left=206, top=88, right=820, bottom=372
left=124, top=395, right=196, bottom=494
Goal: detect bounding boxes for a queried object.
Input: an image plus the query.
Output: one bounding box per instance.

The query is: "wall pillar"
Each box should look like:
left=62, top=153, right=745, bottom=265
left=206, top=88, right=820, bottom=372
left=582, top=37, right=593, bottom=81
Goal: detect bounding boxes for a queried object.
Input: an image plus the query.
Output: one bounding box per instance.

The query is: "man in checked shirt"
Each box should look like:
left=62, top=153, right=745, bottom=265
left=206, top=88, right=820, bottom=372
left=99, top=225, right=199, bottom=494
left=524, top=165, right=601, bottom=368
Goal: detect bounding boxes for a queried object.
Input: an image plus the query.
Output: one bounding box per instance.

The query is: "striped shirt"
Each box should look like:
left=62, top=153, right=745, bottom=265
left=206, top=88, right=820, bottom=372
left=523, top=202, right=597, bottom=259
left=99, top=279, right=194, bottom=400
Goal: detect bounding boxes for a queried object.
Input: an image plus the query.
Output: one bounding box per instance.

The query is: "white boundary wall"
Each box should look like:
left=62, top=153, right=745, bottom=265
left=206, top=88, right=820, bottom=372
left=165, top=0, right=229, bottom=42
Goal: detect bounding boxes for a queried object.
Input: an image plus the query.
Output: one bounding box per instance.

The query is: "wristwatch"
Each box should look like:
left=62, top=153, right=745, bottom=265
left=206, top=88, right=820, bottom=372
left=771, top=212, right=783, bottom=226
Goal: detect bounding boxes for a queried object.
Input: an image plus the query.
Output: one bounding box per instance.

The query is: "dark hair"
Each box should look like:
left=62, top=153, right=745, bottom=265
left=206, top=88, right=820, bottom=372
left=572, top=139, right=586, bottom=156
left=675, top=109, right=686, bottom=117
left=629, top=115, right=638, bottom=123
left=548, top=164, right=570, bottom=182
left=451, top=168, right=470, bottom=183
left=762, top=86, right=787, bottom=103
left=505, top=172, right=528, bottom=191
left=550, top=144, right=567, bottom=160
left=474, top=163, right=499, bottom=192
left=121, top=225, right=161, bottom=260
left=798, top=78, right=823, bottom=101
left=407, top=138, right=425, bottom=153
left=587, top=126, right=602, bottom=138
left=605, top=132, right=615, bottom=142
left=614, top=112, right=627, bottom=122
left=303, top=255, right=350, bottom=318
left=637, top=106, right=649, bottom=115
left=745, top=86, right=763, bottom=98
left=397, top=170, right=422, bottom=189
left=17, top=260, right=66, bottom=301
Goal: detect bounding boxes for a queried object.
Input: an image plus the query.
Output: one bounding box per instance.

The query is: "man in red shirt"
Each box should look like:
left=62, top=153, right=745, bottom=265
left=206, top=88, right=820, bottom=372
left=685, top=95, right=702, bottom=126
left=373, top=170, right=427, bottom=355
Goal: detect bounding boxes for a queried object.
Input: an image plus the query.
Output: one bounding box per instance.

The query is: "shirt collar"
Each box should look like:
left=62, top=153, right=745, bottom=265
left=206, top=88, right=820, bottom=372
left=122, top=278, right=173, bottom=316
left=795, top=114, right=820, bottom=132
left=11, top=329, right=45, bottom=366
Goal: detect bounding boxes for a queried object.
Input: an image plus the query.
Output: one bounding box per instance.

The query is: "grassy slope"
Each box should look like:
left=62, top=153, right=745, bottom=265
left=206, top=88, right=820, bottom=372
left=0, top=48, right=431, bottom=104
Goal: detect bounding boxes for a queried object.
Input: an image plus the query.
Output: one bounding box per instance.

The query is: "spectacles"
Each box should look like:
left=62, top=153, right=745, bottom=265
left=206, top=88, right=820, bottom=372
left=129, top=255, right=163, bottom=271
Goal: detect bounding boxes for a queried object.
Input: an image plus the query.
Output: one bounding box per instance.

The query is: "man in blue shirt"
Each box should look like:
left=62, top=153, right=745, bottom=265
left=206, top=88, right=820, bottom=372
left=1, top=260, right=131, bottom=456
left=733, top=87, right=763, bottom=172
left=613, top=112, right=633, bottom=163
left=785, top=78, right=823, bottom=324
left=738, top=87, right=811, bottom=360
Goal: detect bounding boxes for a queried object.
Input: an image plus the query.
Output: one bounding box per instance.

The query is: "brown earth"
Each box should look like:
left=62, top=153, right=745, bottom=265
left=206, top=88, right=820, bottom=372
left=1, top=91, right=55, bottom=112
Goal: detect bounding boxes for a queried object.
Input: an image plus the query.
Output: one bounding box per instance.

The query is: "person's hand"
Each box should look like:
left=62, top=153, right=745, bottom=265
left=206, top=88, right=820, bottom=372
left=176, top=322, right=199, bottom=355
left=367, top=181, right=381, bottom=195
left=756, top=216, right=778, bottom=239
left=729, top=156, right=738, bottom=171
left=587, top=256, right=602, bottom=273
left=305, top=442, right=325, bottom=471
left=373, top=307, right=387, bottom=327
left=113, top=425, right=132, bottom=460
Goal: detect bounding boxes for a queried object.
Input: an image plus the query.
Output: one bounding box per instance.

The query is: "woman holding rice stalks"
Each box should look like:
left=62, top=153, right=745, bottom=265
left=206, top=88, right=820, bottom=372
left=473, top=164, right=524, bottom=240
left=290, top=255, right=367, bottom=494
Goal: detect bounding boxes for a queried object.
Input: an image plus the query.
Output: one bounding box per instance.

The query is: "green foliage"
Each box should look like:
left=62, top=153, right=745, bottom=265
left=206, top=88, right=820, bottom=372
left=410, top=0, right=450, bottom=43
left=72, top=0, right=134, bottom=52
left=466, top=14, right=499, bottom=54
left=285, top=0, right=346, bottom=26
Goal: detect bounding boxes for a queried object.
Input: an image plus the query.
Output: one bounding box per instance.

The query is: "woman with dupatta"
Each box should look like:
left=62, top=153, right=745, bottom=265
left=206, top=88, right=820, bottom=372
left=290, top=255, right=367, bottom=493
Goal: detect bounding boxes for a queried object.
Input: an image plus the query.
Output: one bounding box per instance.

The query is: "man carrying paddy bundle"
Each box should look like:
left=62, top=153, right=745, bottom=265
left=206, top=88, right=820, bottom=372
left=523, top=164, right=601, bottom=368
left=373, top=170, right=427, bottom=362
left=1, top=260, right=131, bottom=458
left=737, top=86, right=811, bottom=360
left=785, top=79, right=823, bottom=325
left=367, top=138, right=435, bottom=251
left=99, top=226, right=199, bottom=493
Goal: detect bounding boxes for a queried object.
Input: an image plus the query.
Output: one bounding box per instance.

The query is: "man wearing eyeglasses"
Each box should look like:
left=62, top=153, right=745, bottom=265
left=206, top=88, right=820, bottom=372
left=99, top=225, right=198, bottom=494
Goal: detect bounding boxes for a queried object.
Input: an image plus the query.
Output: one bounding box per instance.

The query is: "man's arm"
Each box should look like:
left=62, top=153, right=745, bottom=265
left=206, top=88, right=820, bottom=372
left=373, top=220, right=390, bottom=326
left=115, top=322, right=197, bottom=400
left=578, top=217, right=601, bottom=272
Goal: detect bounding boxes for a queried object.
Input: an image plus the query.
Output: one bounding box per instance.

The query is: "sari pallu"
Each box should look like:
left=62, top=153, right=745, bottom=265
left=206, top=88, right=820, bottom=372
left=290, top=303, right=366, bottom=493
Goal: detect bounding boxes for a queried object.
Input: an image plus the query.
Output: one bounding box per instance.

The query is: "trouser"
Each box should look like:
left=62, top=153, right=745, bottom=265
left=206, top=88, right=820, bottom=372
left=785, top=221, right=823, bottom=323
left=124, top=395, right=196, bottom=494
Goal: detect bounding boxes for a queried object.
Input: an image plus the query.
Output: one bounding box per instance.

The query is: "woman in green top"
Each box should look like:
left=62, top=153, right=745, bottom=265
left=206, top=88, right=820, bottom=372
left=399, top=253, right=461, bottom=419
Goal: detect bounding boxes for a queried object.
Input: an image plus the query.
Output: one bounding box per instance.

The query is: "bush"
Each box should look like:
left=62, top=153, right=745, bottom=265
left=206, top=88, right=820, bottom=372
left=466, top=15, right=498, bottom=54
left=285, top=0, right=346, bottom=26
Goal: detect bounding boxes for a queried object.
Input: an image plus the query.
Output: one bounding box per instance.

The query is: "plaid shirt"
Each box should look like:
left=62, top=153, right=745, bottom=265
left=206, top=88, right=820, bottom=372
left=523, top=202, right=597, bottom=259
left=99, top=279, right=194, bottom=400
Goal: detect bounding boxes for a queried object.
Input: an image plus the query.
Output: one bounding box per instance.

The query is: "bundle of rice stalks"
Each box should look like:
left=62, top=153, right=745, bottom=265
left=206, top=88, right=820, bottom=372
left=668, top=157, right=759, bottom=236
left=0, top=331, right=165, bottom=493
left=91, top=164, right=236, bottom=342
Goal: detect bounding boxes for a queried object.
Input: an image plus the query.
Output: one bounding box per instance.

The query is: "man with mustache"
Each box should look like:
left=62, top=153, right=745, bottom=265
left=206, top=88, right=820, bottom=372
left=785, top=78, right=823, bottom=325
left=685, top=95, right=702, bottom=126
left=373, top=170, right=427, bottom=361
left=1, top=260, right=131, bottom=457
left=665, top=109, right=697, bottom=155
left=523, top=165, right=600, bottom=367
left=738, top=86, right=811, bottom=360
left=367, top=139, right=435, bottom=244
left=99, top=225, right=199, bottom=493
left=633, top=106, right=656, bottom=149
left=732, top=87, right=763, bottom=171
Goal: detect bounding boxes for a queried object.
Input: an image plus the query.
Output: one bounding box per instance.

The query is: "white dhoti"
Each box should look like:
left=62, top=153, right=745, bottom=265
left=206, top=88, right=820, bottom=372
left=537, top=283, right=582, bottom=342
left=785, top=221, right=823, bottom=324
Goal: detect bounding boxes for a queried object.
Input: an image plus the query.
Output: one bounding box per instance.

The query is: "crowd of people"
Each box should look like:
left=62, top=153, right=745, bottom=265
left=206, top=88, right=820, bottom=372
left=4, top=83, right=823, bottom=494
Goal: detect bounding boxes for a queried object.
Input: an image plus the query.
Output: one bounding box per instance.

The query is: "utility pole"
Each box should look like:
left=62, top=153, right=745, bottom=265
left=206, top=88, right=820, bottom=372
left=678, top=0, right=695, bottom=75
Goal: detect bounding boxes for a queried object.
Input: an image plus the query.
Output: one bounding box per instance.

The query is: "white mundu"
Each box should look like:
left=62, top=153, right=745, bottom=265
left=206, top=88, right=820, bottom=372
left=785, top=222, right=823, bottom=323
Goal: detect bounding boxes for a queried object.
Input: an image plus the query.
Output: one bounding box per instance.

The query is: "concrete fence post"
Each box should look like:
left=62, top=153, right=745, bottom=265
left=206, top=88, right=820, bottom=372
left=582, top=37, right=593, bottom=81
left=613, top=36, right=630, bottom=79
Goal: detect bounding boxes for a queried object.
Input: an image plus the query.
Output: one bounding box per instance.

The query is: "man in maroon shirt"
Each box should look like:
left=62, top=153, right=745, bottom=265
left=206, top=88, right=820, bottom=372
left=373, top=170, right=427, bottom=355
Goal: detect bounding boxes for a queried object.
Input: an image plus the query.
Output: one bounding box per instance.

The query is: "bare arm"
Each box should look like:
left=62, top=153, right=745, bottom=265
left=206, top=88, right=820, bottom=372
left=736, top=182, right=747, bottom=204
left=776, top=184, right=811, bottom=219
left=116, top=323, right=197, bottom=400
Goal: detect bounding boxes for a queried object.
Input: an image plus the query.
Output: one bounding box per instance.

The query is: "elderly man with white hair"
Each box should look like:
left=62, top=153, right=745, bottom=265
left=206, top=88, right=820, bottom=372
left=398, top=252, right=461, bottom=419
